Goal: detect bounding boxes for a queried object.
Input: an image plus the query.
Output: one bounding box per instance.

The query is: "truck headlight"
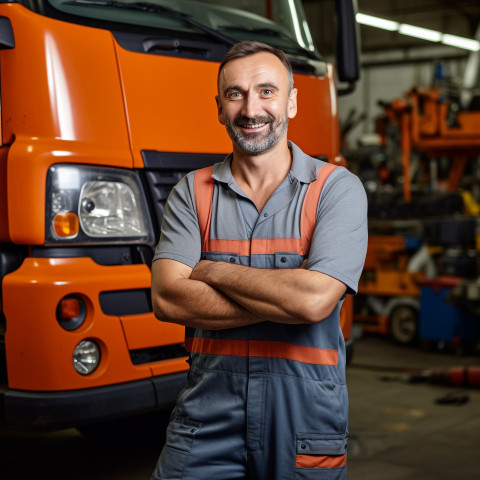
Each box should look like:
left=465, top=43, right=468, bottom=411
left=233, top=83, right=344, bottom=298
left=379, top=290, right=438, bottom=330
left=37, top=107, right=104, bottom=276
left=46, top=165, right=154, bottom=245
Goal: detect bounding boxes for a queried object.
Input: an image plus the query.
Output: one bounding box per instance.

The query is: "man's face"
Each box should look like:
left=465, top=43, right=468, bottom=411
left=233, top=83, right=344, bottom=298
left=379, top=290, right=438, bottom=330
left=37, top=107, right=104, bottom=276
left=216, top=52, right=297, bottom=156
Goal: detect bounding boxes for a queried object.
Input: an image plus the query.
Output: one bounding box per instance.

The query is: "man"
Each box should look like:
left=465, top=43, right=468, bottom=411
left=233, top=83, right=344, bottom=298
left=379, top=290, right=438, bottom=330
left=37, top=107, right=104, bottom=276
left=150, top=41, right=367, bottom=480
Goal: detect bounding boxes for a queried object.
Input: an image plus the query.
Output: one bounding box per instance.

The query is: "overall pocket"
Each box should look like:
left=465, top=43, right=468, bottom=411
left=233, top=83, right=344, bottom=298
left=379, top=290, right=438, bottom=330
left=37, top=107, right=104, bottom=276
left=201, top=252, right=239, bottom=264
left=151, top=416, right=202, bottom=480
left=294, top=434, right=347, bottom=480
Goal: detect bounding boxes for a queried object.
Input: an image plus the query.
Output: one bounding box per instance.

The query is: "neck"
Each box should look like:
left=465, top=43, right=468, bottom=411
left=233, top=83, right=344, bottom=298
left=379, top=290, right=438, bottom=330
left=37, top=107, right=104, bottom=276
left=231, top=139, right=292, bottom=211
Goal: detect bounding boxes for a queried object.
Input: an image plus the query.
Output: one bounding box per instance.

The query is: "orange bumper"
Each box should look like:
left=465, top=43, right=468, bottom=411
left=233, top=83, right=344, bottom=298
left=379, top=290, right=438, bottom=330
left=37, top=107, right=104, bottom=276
left=3, top=257, right=187, bottom=391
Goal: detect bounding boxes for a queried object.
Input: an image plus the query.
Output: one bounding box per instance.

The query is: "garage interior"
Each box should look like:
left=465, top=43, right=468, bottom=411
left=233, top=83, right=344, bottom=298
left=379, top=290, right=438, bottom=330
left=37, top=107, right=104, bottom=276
left=312, top=1, right=480, bottom=478
left=1, top=0, right=480, bottom=478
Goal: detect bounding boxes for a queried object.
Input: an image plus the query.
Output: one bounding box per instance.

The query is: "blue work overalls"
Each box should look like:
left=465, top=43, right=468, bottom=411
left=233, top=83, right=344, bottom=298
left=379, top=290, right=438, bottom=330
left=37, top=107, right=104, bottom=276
left=151, top=161, right=348, bottom=480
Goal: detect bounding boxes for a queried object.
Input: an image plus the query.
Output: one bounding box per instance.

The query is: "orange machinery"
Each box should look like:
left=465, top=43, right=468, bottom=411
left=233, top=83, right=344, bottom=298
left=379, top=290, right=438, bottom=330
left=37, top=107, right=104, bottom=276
left=358, top=80, right=480, bottom=342
left=381, top=86, right=480, bottom=202
left=0, top=0, right=360, bottom=430
left=355, top=235, right=423, bottom=344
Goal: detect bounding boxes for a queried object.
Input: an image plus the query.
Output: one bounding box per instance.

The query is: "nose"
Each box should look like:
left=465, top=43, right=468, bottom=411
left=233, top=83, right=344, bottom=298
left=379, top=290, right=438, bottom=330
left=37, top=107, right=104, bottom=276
left=241, top=92, right=262, bottom=119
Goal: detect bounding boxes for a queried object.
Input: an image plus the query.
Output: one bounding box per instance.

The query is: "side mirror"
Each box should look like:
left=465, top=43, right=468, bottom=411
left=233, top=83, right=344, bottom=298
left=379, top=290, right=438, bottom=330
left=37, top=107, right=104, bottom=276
left=335, top=0, right=360, bottom=95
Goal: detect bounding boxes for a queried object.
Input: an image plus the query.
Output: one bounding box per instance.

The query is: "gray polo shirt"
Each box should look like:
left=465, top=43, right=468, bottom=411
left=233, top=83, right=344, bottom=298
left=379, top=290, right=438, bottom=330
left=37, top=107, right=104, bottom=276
left=153, top=141, right=368, bottom=294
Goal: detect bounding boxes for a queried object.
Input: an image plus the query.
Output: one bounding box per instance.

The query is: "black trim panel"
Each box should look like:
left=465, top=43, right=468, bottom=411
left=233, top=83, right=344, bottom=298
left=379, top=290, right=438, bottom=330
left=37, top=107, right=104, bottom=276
left=2, top=371, right=187, bottom=431
left=114, top=30, right=229, bottom=62
left=130, top=344, right=187, bottom=365
left=0, top=16, right=14, bottom=49
left=31, top=245, right=154, bottom=267
left=99, top=289, right=152, bottom=316
left=0, top=245, right=27, bottom=278
left=142, top=150, right=226, bottom=169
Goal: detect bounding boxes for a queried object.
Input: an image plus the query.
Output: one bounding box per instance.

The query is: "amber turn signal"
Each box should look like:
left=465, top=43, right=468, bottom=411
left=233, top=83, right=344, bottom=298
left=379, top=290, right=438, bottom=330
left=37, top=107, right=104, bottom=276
left=56, top=295, right=87, bottom=331
left=53, top=212, right=79, bottom=237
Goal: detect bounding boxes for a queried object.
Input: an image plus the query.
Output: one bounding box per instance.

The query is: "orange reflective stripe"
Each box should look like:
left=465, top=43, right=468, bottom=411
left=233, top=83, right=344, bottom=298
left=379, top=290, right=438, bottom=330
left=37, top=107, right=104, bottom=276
left=251, top=237, right=304, bottom=255
left=206, top=238, right=304, bottom=256
left=186, top=337, right=248, bottom=356
left=301, top=163, right=338, bottom=255
left=249, top=340, right=337, bottom=365
left=193, top=166, right=214, bottom=252
left=207, top=239, right=251, bottom=256
left=185, top=337, right=338, bottom=366
left=296, top=454, right=347, bottom=469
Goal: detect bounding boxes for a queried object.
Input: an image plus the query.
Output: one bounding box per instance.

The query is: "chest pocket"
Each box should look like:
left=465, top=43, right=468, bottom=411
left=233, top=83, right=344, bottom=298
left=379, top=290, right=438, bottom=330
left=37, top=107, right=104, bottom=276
left=274, top=252, right=303, bottom=269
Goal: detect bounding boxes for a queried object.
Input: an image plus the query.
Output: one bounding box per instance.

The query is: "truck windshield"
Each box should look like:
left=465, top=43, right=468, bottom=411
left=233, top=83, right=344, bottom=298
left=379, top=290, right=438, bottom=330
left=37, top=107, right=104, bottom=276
left=49, top=0, right=319, bottom=58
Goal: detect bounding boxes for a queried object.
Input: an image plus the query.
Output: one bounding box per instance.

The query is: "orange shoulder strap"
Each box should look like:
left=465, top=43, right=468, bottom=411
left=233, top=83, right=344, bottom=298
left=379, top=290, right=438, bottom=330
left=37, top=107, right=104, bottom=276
left=301, top=163, right=338, bottom=255
left=193, top=166, right=215, bottom=252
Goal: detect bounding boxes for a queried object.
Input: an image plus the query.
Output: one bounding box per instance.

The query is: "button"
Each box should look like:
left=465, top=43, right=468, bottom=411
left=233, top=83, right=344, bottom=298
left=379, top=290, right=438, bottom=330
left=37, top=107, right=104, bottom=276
left=280, top=257, right=287, bottom=263
left=229, top=257, right=236, bottom=263
left=263, top=212, right=268, bottom=217
left=190, top=428, right=196, bottom=433
left=301, top=443, right=306, bottom=450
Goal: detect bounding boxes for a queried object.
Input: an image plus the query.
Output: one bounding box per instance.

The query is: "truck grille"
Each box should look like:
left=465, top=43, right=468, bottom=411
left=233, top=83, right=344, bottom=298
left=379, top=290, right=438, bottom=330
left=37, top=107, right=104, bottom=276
left=142, top=150, right=226, bottom=233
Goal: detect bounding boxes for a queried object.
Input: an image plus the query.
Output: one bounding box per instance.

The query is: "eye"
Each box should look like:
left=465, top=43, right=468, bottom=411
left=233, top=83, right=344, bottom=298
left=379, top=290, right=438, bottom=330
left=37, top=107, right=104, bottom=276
left=227, top=91, right=243, bottom=100
left=261, top=88, right=274, bottom=96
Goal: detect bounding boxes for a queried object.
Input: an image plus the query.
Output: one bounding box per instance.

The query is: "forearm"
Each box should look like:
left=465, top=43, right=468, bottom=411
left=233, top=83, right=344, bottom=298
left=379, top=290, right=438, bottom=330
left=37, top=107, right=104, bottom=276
left=191, top=261, right=346, bottom=324
left=152, top=260, right=261, bottom=330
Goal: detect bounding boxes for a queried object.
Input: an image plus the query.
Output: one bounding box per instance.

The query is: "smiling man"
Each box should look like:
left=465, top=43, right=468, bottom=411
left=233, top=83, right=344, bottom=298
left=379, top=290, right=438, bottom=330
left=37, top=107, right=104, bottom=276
left=218, top=49, right=294, bottom=157
left=150, top=41, right=368, bottom=480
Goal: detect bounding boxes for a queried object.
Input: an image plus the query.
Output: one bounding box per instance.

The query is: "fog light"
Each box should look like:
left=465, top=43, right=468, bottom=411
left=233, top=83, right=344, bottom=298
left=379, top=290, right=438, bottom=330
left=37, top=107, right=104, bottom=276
left=56, top=295, right=86, bottom=331
left=73, top=340, right=100, bottom=375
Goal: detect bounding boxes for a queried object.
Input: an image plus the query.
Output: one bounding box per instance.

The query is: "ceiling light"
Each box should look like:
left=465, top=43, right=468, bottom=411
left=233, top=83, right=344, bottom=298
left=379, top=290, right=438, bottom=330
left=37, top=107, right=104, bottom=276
left=356, top=12, right=480, bottom=52
left=399, top=24, right=442, bottom=42
left=356, top=13, right=399, bottom=31
left=442, top=34, right=480, bottom=52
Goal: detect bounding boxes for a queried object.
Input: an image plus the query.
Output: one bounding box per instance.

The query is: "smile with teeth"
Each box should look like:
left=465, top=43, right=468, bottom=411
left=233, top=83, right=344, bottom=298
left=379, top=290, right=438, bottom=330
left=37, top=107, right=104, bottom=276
left=241, top=122, right=267, bottom=129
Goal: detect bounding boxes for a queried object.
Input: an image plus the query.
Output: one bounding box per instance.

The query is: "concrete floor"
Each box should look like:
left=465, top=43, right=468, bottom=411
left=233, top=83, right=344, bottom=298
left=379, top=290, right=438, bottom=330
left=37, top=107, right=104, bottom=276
left=347, top=334, right=480, bottom=479
left=1, top=334, right=479, bottom=479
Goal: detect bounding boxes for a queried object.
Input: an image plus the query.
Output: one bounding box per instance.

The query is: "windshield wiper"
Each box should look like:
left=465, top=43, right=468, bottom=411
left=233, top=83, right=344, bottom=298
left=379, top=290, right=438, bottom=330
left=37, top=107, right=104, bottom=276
left=222, top=26, right=288, bottom=37
left=219, top=25, right=317, bottom=59
left=63, top=0, right=236, bottom=47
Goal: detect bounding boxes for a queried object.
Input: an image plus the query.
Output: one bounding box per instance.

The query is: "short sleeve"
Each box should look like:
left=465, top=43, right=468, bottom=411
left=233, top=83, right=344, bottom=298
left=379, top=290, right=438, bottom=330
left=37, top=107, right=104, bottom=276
left=152, top=171, right=201, bottom=268
left=307, top=168, right=368, bottom=295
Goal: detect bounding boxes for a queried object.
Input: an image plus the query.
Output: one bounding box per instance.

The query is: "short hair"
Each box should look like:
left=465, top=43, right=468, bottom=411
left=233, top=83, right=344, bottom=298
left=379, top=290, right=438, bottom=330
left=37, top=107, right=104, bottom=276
left=218, top=41, right=294, bottom=92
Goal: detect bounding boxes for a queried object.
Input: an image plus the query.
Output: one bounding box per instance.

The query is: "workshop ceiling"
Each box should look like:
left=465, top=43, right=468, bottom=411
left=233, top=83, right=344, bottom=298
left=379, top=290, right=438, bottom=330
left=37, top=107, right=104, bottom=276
left=302, top=0, right=480, bottom=61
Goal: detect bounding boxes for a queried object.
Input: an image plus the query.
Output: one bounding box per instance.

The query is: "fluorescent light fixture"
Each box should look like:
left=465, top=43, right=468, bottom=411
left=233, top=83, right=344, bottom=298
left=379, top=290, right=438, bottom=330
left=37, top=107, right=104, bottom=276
left=442, top=34, right=480, bottom=51
left=399, top=24, right=442, bottom=42
left=302, top=20, right=316, bottom=51
left=356, top=12, right=480, bottom=52
left=356, top=13, right=398, bottom=31
left=288, top=0, right=306, bottom=48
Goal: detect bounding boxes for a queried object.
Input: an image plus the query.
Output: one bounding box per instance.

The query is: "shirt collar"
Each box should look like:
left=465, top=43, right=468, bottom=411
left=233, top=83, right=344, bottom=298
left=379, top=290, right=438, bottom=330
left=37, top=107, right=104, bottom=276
left=211, top=153, right=234, bottom=185
left=211, top=141, right=320, bottom=185
left=288, top=141, right=320, bottom=183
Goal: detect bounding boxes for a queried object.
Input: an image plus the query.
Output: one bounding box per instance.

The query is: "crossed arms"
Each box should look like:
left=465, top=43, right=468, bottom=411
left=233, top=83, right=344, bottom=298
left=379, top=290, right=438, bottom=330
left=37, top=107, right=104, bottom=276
left=151, top=258, right=347, bottom=330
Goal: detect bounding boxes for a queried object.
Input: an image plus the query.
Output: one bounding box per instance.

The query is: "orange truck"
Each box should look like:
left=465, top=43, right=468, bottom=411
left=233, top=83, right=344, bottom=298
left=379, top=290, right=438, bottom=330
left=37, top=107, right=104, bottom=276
left=0, top=0, right=359, bottom=431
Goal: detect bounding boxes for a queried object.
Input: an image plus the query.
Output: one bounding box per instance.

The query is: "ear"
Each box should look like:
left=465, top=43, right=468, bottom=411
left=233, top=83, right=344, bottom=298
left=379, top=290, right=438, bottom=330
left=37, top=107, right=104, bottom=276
left=288, top=88, right=298, bottom=119
left=215, top=95, right=226, bottom=125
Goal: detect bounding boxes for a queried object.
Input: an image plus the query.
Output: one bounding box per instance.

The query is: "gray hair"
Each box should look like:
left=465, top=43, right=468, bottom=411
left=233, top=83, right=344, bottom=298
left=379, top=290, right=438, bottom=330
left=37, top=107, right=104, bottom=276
left=218, top=41, right=294, bottom=92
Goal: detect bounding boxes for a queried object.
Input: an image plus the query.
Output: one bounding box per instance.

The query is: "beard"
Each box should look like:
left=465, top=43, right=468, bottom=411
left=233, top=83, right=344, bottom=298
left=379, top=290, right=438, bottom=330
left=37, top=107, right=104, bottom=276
left=224, top=114, right=289, bottom=156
